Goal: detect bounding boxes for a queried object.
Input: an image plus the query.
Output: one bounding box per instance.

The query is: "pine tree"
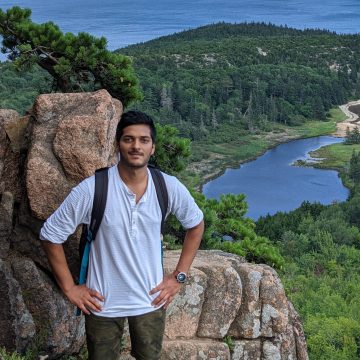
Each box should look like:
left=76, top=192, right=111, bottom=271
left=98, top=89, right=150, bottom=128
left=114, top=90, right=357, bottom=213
left=345, top=127, right=360, bottom=145
left=211, top=109, right=218, bottom=129
left=0, top=6, right=142, bottom=106
left=349, top=150, right=360, bottom=184
left=244, top=91, right=255, bottom=132
left=160, top=84, right=173, bottom=110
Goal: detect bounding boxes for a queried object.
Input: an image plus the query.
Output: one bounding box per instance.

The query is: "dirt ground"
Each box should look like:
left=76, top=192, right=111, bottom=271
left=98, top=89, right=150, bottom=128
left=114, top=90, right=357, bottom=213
left=334, top=100, right=360, bottom=137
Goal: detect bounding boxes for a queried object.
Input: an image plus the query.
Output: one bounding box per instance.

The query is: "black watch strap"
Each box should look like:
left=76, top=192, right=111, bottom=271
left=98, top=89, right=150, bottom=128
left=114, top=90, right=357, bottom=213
left=173, top=270, right=187, bottom=283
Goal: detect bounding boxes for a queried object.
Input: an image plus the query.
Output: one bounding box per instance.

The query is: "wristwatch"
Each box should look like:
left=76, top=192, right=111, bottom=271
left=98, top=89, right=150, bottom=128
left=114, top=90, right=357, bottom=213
left=173, top=270, right=187, bottom=284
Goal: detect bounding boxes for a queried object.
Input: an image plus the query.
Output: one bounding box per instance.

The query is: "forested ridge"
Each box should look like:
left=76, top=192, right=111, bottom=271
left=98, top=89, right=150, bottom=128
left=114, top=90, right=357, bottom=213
left=120, top=22, right=360, bottom=140
left=2, top=22, right=360, bottom=139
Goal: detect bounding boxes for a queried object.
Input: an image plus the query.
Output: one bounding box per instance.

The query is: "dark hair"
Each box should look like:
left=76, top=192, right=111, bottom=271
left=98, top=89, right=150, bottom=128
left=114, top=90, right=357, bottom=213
left=116, top=110, right=156, bottom=143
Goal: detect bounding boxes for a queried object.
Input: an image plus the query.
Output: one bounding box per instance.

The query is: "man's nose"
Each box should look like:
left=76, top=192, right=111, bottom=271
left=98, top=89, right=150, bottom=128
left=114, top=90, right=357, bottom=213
left=132, top=139, right=141, bottom=149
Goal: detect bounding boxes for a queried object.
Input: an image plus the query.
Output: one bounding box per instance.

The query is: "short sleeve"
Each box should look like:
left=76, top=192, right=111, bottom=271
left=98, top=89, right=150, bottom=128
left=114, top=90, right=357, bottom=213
left=166, top=175, right=203, bottom=229
left=39, top=178, right=94, bottom=244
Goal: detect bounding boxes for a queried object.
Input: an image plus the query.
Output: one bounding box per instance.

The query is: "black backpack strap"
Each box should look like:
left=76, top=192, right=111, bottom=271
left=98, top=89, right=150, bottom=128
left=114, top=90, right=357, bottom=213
left=148, top=166, right=168, bottom=233
left=77, top=167, right=109, bottom=315
left=88, top=167, right=109, bottom=241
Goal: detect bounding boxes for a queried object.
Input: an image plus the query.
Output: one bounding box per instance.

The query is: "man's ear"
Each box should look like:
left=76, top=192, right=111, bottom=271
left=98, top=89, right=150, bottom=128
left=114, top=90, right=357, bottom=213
left=151, top=144, right=155, bottom=156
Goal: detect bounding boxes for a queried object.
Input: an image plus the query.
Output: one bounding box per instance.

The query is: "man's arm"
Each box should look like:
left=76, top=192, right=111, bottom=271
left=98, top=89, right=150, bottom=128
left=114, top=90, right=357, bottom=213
left=42, top=241, right=104, bottom=315
left=149, top=219, right=204, bottom=308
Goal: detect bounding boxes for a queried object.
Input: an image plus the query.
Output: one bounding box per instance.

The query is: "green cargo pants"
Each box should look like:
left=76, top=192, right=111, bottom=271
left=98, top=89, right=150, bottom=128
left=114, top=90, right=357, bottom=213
left=85, top=308, right=166, bottom=360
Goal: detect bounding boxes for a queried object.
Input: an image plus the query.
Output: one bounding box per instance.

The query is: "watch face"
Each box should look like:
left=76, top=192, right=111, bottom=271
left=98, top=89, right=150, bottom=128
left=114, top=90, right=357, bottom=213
left=177, top=272, right=186, bottom=283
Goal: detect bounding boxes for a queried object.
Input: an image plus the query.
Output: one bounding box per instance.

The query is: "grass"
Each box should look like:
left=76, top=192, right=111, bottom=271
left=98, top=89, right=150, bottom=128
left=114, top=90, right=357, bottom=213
left=307, top=143, right=360, bottom=188
left=195, top=134, right=271, bottom=159
left=293, top=108, right=346, bottom=137
left=0, top=346, right=88, bottom=360
left=293, top=121, right=336, bottom=138
left=0, top=348, right=34, bottom=360
left=309, top=143, right=360, bottom=171
left=223, top=335, right=235, bottom=352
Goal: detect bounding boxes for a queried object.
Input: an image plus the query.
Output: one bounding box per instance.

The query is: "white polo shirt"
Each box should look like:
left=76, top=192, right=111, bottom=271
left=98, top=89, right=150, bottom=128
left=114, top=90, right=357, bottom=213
left=40, top=165, right=203, bottom=317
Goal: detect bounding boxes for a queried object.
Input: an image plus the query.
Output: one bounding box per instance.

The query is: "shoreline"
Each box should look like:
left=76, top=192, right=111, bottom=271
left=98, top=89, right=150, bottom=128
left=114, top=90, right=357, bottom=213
left=199, top=133, right=341, bottom=193
left=191, top=101, right=359, bottom=191
left=197, top=132, right=305, bottom=192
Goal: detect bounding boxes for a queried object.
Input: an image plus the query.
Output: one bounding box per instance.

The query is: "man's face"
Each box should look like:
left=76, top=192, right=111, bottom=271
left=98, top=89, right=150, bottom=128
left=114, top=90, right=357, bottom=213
left=118, top=124, right=155, bottom=169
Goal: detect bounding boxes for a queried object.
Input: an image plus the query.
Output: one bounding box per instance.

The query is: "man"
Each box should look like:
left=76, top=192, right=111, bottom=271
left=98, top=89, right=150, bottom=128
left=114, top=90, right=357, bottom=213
left=40, top=110, right=204, bottom=360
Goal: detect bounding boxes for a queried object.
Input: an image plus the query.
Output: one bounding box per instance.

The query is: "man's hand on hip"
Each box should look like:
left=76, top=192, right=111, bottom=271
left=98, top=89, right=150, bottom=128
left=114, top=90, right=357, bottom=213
left=149, top=274, right=182, bottom=309
left=65, top=284, right=104, bottom=315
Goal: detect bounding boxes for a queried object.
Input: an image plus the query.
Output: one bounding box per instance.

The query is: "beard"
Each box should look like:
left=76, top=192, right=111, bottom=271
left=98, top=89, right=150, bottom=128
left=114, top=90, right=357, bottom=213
left=118, top=149, right=152, bottom=169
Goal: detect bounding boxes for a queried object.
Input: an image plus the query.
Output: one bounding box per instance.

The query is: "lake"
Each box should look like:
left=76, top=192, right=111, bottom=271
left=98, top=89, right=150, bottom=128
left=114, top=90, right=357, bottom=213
left=202, top=136, right=349, bottom=220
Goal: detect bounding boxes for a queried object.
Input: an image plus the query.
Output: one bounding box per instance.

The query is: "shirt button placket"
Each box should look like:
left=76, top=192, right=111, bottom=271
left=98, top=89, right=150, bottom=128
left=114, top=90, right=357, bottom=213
left=130, top=195, right=136, bottom=239
left=132, top=207, right=137, bottom=239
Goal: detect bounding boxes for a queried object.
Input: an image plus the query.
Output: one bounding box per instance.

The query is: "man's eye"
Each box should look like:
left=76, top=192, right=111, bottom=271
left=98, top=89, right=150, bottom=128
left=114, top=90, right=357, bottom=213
left=141, top=138, right=150, bottom=143
left=123, top=138, right=133, bottom=143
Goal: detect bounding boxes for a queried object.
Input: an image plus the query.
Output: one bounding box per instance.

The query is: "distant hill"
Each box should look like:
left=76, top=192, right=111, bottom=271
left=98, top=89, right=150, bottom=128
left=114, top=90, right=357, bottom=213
left=125, top=21, right=336, bottom=47
left=119, top=22, right=360, bottom=140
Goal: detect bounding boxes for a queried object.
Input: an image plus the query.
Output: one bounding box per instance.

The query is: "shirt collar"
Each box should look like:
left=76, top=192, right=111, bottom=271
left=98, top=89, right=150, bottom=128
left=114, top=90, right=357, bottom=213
left=115, top=165, right=151, bottom=204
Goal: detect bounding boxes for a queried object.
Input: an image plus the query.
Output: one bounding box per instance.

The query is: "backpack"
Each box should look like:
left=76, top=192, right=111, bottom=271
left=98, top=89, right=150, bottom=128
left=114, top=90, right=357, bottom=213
left=76, top=165, right=168, bottom=315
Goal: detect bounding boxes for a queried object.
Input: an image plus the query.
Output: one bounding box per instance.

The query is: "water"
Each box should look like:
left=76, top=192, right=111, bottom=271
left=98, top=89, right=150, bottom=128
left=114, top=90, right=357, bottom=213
left=0, top=0, right=359, bottom=58
left=202, top=136, right=349, bottom=220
